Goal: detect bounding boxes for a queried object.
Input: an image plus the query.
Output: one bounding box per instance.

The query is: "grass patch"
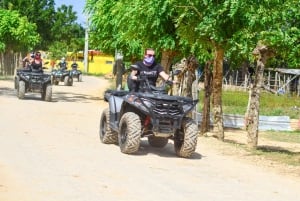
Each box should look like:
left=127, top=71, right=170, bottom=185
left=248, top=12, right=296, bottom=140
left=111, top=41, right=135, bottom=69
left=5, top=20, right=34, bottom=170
left=199, top=90, right=300, bottom=119
left=0, top=75, right=13, bottom=80
left=222, top=131, right=300, bottom=167
left=252, top=145, right=300, bottom=166
left=260, top=130, right=300, bottom=143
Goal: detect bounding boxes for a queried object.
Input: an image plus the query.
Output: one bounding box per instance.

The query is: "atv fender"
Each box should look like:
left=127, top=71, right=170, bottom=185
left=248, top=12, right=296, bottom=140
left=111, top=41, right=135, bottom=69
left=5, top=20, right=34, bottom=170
left=108, top=95, right=124, bottom=123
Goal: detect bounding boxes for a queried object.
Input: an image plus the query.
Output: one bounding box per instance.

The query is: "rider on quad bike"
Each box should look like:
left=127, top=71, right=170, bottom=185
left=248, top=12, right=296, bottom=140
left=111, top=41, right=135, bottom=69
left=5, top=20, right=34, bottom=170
left=15, top=51, right=52, bottom=101
left=127, top=48, right=174, bottom=92
left=70, top=60, right=83, bottom=82
left=51, top=57, right=73, bottom=86
left=100, top=49, right=199, bottom=158
left=58, top=57, right=68, bottom=70
left=27, top=51, right=43, bottom=72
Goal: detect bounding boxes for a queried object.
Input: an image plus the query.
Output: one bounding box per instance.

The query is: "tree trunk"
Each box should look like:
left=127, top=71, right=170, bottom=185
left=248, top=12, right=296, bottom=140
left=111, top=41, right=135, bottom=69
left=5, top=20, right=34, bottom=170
left=201, top=60, right=213, bottom=135
left=185, top=56, right=198, bottom=98
left=212, top=46, right=224, bottom=140
left=161, top=50, right=176, bottom=74
left=245, top=45, right=274, bottom=148
left=3, top=51, right=12, bottom=76
left=115, top=59, right=124, bottom=89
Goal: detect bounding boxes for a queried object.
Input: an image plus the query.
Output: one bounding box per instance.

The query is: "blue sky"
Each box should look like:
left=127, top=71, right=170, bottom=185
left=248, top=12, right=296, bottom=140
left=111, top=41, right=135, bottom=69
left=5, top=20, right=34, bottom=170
left=55, top=0, right=86, bottom=25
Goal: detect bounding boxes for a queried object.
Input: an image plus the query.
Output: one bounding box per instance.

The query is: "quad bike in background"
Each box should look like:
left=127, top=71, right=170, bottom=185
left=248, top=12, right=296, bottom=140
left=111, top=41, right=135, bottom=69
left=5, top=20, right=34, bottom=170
left=99, top=66, right=199, bottom=158
left=51, top=68, right=73, bottom=86
left=70, top=67, right=83, bottom=82
left=14, top=65, right=52, bottom=101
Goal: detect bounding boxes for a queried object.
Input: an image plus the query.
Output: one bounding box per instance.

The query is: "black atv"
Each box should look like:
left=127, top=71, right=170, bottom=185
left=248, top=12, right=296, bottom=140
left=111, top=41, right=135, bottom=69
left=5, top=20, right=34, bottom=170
left=70, top=68, right=83, bottom=82
left=51, top=68, right=73, bottom=86
left=14, top=66, right=52, bottom=101
left=99, top=72, right=199, bottom=158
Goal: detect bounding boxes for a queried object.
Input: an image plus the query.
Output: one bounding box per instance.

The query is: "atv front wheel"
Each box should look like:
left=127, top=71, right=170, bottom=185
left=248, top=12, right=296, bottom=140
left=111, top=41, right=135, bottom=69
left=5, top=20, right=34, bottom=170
left=14, top=76, right=19, bottom=90
left=64, top=76, right=69, bottom=86
left=148, top=136, right=168, bottom=148
left=44, top=84, right=52, bottom=102
left=68, top=77, right=73, bottom=86
left=174, top=118, right=198, bottom=158
left=118, top=112, right=141, bottom=154
left=78, top=74, right=82, bottom=82
left=18, top=80, right=25, bottom=99
left=99, top=108, right=118, bottom=144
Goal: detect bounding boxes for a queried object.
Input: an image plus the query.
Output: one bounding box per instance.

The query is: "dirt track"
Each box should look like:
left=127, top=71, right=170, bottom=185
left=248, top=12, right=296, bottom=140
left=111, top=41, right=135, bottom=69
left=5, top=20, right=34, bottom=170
left=0, top=76, right=300, bottom=201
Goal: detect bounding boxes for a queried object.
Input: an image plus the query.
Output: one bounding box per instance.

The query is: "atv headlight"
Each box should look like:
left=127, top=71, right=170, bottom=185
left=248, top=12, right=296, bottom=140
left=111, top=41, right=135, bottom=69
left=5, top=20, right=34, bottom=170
left=135, top=98, right=154, bottom=113
left=143, top=99, right=154, bottom=109
left=20, top=74, right=30, bottom=80
left=43, top=76, right=50, bottom=82
left=182, top=103, right=193, bottom=113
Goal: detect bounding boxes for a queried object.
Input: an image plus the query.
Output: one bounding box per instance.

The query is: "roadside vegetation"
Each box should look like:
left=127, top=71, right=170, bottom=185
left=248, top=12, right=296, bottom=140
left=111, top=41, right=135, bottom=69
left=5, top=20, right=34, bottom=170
left=198, top=88, right=300, bottom=167
left=229, top=130, right=300, bottom=166
left=199, top=90, right=300, bottom=119
left=222, top=132, right=300, bottom=167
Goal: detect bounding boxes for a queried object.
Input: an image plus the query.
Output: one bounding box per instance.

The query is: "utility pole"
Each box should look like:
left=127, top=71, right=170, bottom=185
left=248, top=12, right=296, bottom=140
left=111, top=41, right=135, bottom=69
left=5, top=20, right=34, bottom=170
left=84, top=16, right=89, bottom=73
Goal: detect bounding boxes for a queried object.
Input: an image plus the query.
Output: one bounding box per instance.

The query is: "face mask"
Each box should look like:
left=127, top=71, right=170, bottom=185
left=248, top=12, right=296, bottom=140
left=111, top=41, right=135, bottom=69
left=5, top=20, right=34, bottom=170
left=143, top=56, right=154, bottom=66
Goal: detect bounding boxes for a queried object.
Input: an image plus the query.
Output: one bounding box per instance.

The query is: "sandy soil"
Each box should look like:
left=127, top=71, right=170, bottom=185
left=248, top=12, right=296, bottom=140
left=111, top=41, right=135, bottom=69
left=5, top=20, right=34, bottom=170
left=0, top=76, right=300, bottom=201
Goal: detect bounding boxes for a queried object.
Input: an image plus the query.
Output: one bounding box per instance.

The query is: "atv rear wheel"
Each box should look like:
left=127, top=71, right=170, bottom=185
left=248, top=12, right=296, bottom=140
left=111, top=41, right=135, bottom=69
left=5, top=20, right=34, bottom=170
left=99, top=108, right=118, bottom=144
left=118, top=112, right=141, bottom=154
left=174, top=117, right=198, bottom=158
left=148, top=136, right=168, bottom=148
left=18, top=80, right=25, bottom=99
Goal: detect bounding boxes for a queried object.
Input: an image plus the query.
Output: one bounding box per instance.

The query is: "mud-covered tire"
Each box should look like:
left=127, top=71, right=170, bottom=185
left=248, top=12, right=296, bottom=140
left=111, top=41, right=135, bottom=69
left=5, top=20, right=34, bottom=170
left=174, top=118, right=198, bottom=158
left=18, top=80, right=25, bottom=99
left=118, top=112, right=141, bottom=154
left=148, top=136, right=168, bottom=148
left=44, top=84, right=52, bottom=102
left=99, top=108, right=118, bottom=144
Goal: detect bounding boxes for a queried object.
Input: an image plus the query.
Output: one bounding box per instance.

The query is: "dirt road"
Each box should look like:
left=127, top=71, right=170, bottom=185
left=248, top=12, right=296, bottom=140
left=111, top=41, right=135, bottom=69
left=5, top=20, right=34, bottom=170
left=0, top=76, right=299, bottom=201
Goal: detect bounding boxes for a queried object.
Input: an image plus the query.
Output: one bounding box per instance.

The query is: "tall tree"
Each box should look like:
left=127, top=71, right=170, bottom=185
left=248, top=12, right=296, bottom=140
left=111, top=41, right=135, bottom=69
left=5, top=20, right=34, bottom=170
left=246, top=44, right=274, bottom=148
left=173, top=0, right=300, bottom=140
left=244, top=0, right=300, bottom=148
left=0, top=9, right=39, bottom=75
left=1, top=0, right=56, bottom=49
left=85, top=0, right=184, bottom=69
left=51, top=4, right=84, bottom=47
left=85, top=0, right=142, bottom=60
left=1, top=0, right=85, bottom=51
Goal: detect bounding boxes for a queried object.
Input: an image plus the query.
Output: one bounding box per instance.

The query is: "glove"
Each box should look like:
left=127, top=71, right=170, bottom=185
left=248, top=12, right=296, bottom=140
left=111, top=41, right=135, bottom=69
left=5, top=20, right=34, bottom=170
left=166, top=80, right=173, bottom=85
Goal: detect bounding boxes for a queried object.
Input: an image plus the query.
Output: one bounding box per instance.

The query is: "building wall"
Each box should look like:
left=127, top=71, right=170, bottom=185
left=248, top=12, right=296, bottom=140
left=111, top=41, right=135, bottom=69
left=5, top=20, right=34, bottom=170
left=87, top=55, right=114, bottom=74
left=44, top=53, right=114, bottom=75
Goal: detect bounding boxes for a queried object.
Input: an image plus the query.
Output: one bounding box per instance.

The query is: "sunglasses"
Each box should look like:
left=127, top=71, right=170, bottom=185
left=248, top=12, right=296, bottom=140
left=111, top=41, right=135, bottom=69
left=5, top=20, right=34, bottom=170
left=146, top=54, right=155, bottom=57
left=36, top=53, right=41, bottom=56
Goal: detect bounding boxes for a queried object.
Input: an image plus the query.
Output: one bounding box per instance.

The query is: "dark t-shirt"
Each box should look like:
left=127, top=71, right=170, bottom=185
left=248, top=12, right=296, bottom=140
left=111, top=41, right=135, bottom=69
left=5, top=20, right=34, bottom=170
left=31, top=59, right=42, bottom=70
left=134, top=61, right=164, bottom=86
